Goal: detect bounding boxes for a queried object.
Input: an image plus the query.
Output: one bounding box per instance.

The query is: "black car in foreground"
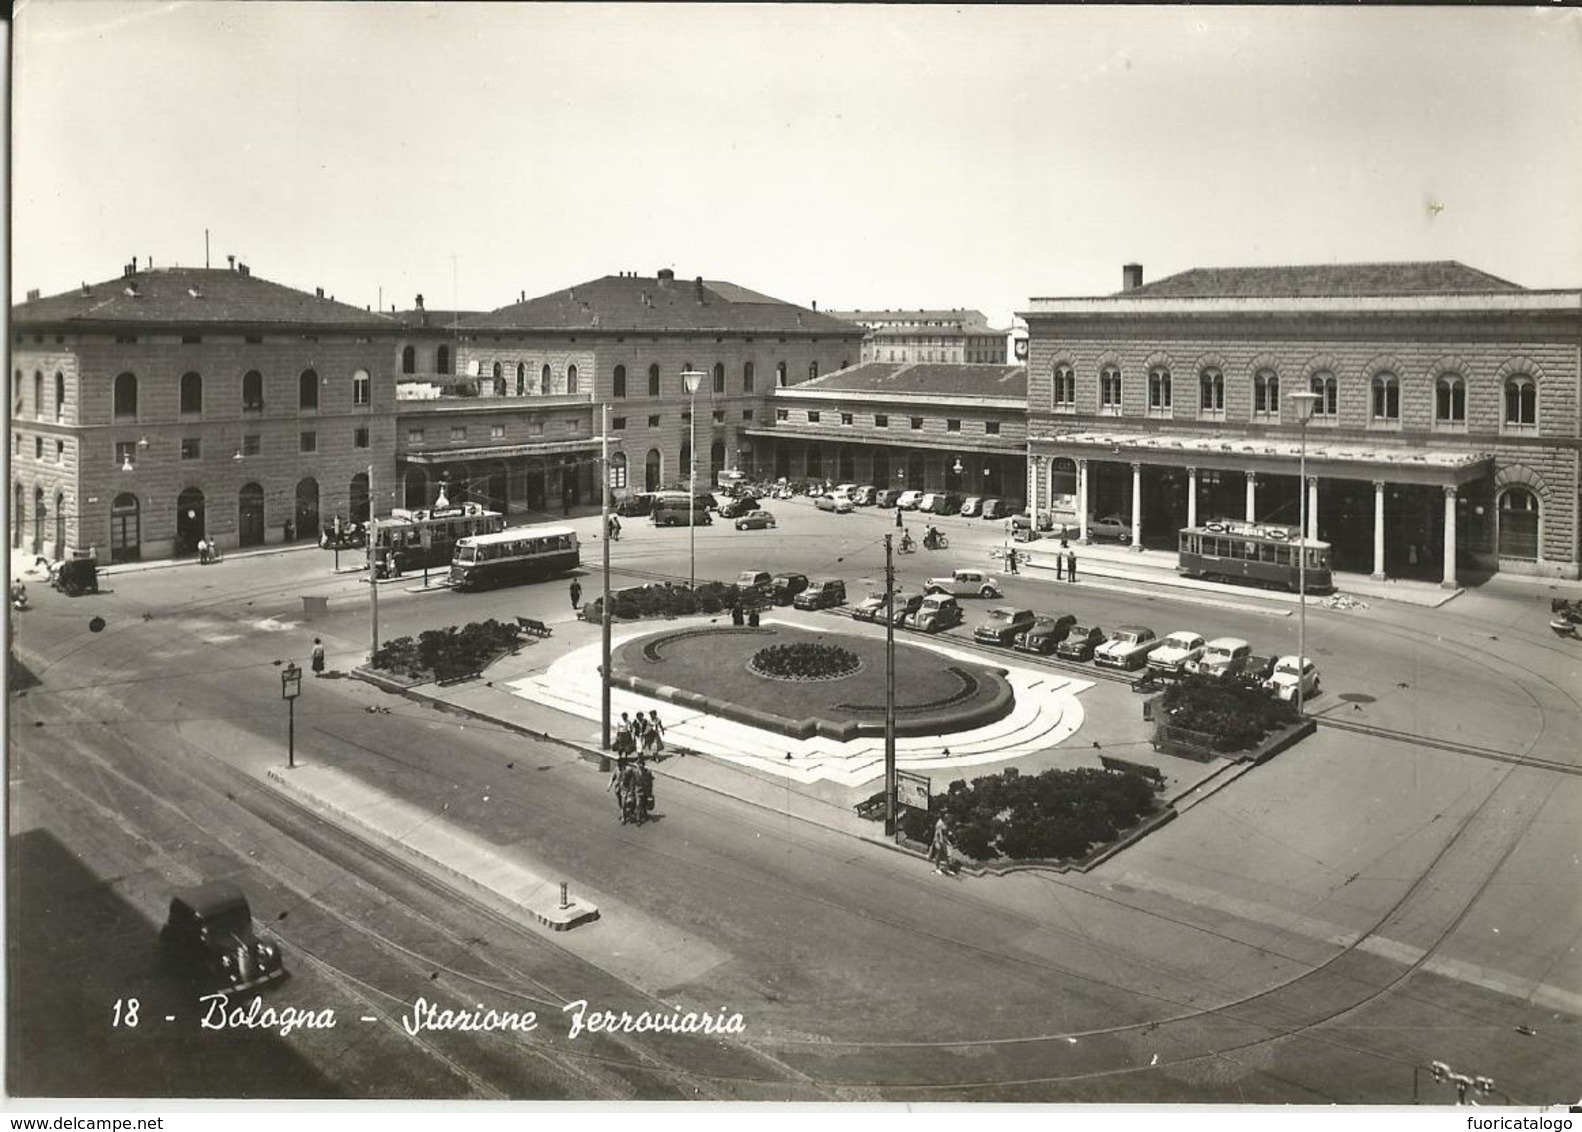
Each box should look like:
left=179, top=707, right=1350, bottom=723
left=769, top=572, right=810, bottom=605
left=1054, top=624, right=1106, bottom=662
left=1014, top=612, right=1078, bottom=655
left=159, top=883, right=287, bottom=993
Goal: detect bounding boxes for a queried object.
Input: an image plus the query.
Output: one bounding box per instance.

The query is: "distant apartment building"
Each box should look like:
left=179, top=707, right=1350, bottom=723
left=830, top=308, right=1009, bottom=365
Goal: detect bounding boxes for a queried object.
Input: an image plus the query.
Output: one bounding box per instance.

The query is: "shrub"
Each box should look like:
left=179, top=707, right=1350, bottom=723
left=750, top=642, right=861, bottom=680
left=1159, top=675, right=1296, bottom=752
left=374, top=619, right=521, bottom=680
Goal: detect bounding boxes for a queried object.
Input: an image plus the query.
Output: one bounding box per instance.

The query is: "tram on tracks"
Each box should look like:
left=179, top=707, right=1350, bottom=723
left=1177, top=518, right=1333, bottom=594
left=448, top=525, right=581, bottom=591
left=377, top=502, right=505, bottom=572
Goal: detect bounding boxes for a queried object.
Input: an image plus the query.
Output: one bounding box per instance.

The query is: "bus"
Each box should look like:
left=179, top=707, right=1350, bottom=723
left=1177, top=519, right=1333, bottom=594
left=376, top=503, right=504, bottom=572
left=449, top=525, right=581, bottom=591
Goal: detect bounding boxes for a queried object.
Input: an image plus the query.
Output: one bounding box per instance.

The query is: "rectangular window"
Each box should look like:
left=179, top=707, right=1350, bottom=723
left=612, top=416, right=627, bottom=430
left=985, top=421, right=1001, bottom=435
left=776, top=409, right=789, bottom=421
left=34, top=436, right=43, bottom=460
left=875, top=414, right=888, bottom=428
left=354, top=427, right=370, bottom=449
left=911, top=417, right=923, bottom=430
left=529, top=419, right=545, bottom=435
left=647, top=415, right=661, bottom=428
left=115, top=441, right=137, bottom=468
left=300, top=431, right=317, bottom=453
left=245, top=335, right=263, bottom=344
left=946, top=419, right=961, bottom=432
left=55, top=440, right=64, bottom=463
left=181, top=335, right=202, bottom=345
left=712, top=410, right=725, bottom=424
left=742, top=409, right=754, bottom=421
left=243, top=434, right=261, bottom=456
left=807, top=411, right=821, bottom=423
left=181, top=438, right=201, bottom=460
left=562, top=419, right=578, bottom=434
left=450, top=426, right=466, bottom=441
left=841, top=412, right=853, bottom=426
left=682, top=411, right=692, bottom=424
left=353, top=372, right=371, bottom=406
left=407, top=428, right=425, bottom=444
left=491, top=424, right=505, bottom=440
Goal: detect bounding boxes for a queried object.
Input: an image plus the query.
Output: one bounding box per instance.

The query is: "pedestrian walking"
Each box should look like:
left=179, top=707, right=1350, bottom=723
left=1055, top=548, right=1065, bottom=580
left=310, top=638, right=326, bottom=677
left=647, top=709, right=667, bottom=756
left=197, top=536, right=211, bottom=565
left=895, top=505, right=904, bottom=529
left=1066, top=548, right=1077, bottom=583
left=569, top=578, right=583, bottom=610
left=615, top=712, right=634, bottom=757
left=929, top=815, right=953, bottom=875
left=283, top=519, right=295, bottom=543
left=608, top=514, right=622, bottom=540
left=1007, top=547, right=1019, bottom=575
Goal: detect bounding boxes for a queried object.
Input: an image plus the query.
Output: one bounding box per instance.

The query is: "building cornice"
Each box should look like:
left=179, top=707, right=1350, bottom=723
left=1021, top=291, right=1582, bottom=319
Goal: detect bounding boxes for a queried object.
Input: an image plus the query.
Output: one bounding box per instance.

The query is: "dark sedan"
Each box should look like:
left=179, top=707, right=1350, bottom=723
left=1054, top=624, right=1107, bottom=662
left=1013, top=613, right=1078, bottom=655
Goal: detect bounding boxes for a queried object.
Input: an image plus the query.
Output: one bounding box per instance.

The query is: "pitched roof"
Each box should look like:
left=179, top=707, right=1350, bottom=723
left=789, top=362, right=1026, bottom=400
left=391, top=307, right=481, bottom=330
left=460, top=273, right=862, bottom=335
left=12, top=266, right=396, bottom=330
left=1121, top=261, right=1524, bottom=299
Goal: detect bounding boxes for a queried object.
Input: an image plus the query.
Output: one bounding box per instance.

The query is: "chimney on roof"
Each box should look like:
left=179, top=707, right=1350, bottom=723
left=80, top=282, right=91, bottom=297
left=1123, top=263, right=1144, bottom=291
left=227, top=255, right=236, bottom=271
left=238, top=263, right=250, bottom=277
left=26, top=288, right=40, bottom=301
left=123, top=262, right=135, bottom=279
left=316, top=287, right=324, bottom=298
left=657, top=268, right=674, bottom=285
left=695, top=276, right=705, bottom=303
left=415, top=293, right=424, bottom=311
left=812, top=300, right=818, bottom=311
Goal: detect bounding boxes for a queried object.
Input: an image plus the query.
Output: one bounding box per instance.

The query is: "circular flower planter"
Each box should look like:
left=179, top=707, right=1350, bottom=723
left=748, top=642, right=862, bottom=682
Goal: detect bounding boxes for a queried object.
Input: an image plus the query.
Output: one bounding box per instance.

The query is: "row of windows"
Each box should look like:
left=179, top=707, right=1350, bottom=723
left=112, top=428, right=371, bottom=468
left=403, top=419, right=585, bottom=445
left=101, top=369, right=373, bottom=420
left=607, top=409, right=753, bottom=431
left=18, top=433, right=68, bottom=463
left=1051, top=363, right=1543, bottom=430
left=607, top=360, right=821, bottom=399
left=14, top=369, right=68, bottom=421
left=774, top=409, right=1003, bottom=436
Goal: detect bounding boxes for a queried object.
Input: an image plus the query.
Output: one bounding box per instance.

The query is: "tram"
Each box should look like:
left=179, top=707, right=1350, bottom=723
left=377, top=502, right=505, bottom=572
left=1177, top=519, right=1333, bottom=594
left=449, top=525, right=581, bottom=591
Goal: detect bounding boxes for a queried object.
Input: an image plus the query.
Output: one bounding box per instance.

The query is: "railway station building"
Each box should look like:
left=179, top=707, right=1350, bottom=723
left=1022, top=263, right=1582, bottom=583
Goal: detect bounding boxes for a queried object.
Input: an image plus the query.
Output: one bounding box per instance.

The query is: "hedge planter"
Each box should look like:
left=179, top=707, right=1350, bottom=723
left=1149, top=674, right=1301, bottom=759
left=368, top=618, right=524, bottom=684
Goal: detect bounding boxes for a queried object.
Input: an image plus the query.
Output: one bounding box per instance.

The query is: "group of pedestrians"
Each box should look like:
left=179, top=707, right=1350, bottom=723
left=1053, top=539, right=1077, bottom=582
left=608, top=754, right=656, bottom=824
left=614, top=709, right=666, bottom=760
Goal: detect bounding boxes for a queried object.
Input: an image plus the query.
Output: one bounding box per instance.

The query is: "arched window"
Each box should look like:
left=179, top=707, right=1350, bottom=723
left=609, top=452, right=628, bottom=490
left=401, top=345, right=416, bottom=374
left=776, top=361, right=787, bottom=387
left=567, top=365, right=578, bottom=396
left=491, top=361, right=505, bottom=397
left=33, top=371, right=43, bottom=418
left=242, top=370, right=264, bottom=412
left=299, top=369, right=319, bottom=410
left=352, top=369, right=371, bottom=406
left=1435, top=374, right=1466, bottom=426
left=516, top=362, right=525, bottom=396
left=808, top=360, right=820, bottom=380
left=1498, top=486, right=1539, bottom=559
left=1310, top=371, right=1337, bottom=418
left=1148, top=366, right=1172, bottom=415
left=492, top=361, right=502, bottom=380
left=541, top=364, right=551, bottom=395
left=1504, top=375, right=1537, bottom=430
left=648, top=364, right=661, bottom=397
left=436, top=344, right=451, bottom=375
left=12, top=369, right=21, bottom=414
left=180, top=371, right=203, bottom=415
left=1053, top=363, right=1076, bottom=409
left=613, top=365, right=627, bottom=399
left=743, top=362, right=755, bottom=393
left=54, top=372, right=65, bottom=421
left=1199, top=367, right=1224, bottom=416
left=1099, top=365, right=1122, bottom=414
left=644, top=448, right=662, bottom=492
left=113, top=372, right=138, bottom=419
left=1050, top=457, right=1077, bottom=496
left=712, top=362, right=725, bottom=394
left=1370, top=372, right=1399, bottom=423
left=1253, top=369, right=1279, bottom=420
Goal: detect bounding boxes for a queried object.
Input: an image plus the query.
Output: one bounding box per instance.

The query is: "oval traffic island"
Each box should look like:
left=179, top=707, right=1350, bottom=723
left=608, top=625, right=1014, bottom=742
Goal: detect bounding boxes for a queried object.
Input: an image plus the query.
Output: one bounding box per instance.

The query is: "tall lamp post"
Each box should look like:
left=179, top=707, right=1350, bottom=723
left=599, top=403, right=617, bottom=750
left=680, top=369, right=704, bottom=588
left=1289, top=391, right=1320, bottom=716
left=281, top=661, right=302, bottom=769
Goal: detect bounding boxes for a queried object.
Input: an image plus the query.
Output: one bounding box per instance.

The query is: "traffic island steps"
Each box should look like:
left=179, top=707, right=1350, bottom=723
left=265, top=762, right=598, bottom=931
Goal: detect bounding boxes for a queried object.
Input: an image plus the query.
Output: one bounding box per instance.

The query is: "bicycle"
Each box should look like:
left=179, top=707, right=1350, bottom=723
left=898, top=536, right=916, bottom=555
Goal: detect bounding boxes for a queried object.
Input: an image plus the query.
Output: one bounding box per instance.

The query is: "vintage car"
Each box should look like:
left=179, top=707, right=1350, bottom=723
left=851, top=485, right=877, bottom=506
left=159, top=883, right=287, bottom=993
left=1087, top=513, right=1134, bottom=543
left=736, top=570, right=773, bottom=595
left=651, top=503, right=712, bottom=526
left=959, top=496, right=984, bottom=517
left=1055, top=624, right=1106, bottom=661
left=717, top=495, right=763, bottom=519
left=973, top=607, right=1037, bottom=646
left=874, top=488, right=904, bottom=508
left=882, top=592, right=927, bottom=628
left=896, top=489, right=925, bottom=510
left=815, top=493, right=854, bottom=514
left=734, top=509, right=777, bottom=531
left=1013, top=613, right=1078, bottom=655
left=1147, top=631, right=1208, bottom=675
left=769, top=572, right=810, bottom=605
left=793, top=578, right=847, bottom=610
left=912, top=593, right=964, bottom=633
left=52, top=558, right=100, bottom=597
left=1094, top=625, right=1161, bottom=670
left=924, top=569, right=1002, bottom=599
left=1264, top=655, right=1321, bottom=702
left=1185, top=637, right=1253, bottom=679
left=851, top=587, right=905, bottom=623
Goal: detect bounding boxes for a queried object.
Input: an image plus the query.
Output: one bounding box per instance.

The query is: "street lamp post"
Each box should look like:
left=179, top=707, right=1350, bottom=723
left=1289, top=391, right=1320, bottom=717
left=281, top=661, right=302, bottom=768
left=599, top=402, right=616, bottom=750
left=680, top=369, right=704, bottom=588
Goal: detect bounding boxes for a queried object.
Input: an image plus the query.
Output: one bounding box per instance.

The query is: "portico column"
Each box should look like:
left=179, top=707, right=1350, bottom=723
left=1186, top=467, right=1198, bottom=529
left=1245, top=472, right=1258, bottom=522
left=1307, top=476, right=1320, bottom=541
left=1372, top=480, right=1387, bottom=580
left=1130, top=463, right=1143, bottom=551
left=1442, top=486, right=1458, bottom=589
left=1077, top=459, right=1090, bottom=544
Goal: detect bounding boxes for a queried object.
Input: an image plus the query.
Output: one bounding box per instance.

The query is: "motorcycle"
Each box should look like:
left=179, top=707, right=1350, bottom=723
left=897, top=535, right=916, bottom=555
left=923, top=533, right=949, bottom=551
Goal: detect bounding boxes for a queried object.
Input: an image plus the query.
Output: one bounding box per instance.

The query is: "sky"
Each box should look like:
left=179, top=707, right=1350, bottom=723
left=10, top=3, right=1582, bottom=327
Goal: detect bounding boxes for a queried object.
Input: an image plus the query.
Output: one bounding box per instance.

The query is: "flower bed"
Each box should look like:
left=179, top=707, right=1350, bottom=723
left=891, top=766, right=1161, bottom=862
left=370, top=618, right=523, bottom=683
left=748, top=642, right=861, bottom=681
left=1152, top=674, right=1299, bottom=755
left=581, top=580, right=742, bottom=623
